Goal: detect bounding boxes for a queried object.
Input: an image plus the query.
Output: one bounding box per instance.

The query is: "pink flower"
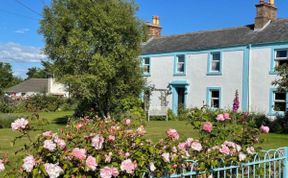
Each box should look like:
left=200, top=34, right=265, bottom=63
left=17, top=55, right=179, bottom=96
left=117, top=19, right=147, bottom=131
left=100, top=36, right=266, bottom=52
left=92, top=134, right=104, bottom=150
left=120, top=159, right=137, bottom=174
left=260, top=125, right=269, bottom=133
left=0, top=159, right=5, bottom=172
left=166, top=129, right=179, bottom=140
left=161, top=153, right=170, bottom=162
left=136, top=125, right=146, bottom=135
left=76, top=123, right=83, bottom=130
left=71, top=148, right=87, bottom=160
left=219, top=144, right=230, bottom=155
left=216, top=114, right=225, bottom=121
left=44, top=163, right=63, bottom=178
left=100, top=166, right=118, bottom=178
left=125, top=119, right=131, bottom=126
left=191, top=142, right=202, bottom=152
left=22, top=155, right=36, bottom=172
left=185, top=138, right=194, bottom=146
left=202, top=122, right=213, bottom=133
left=42, top=131, right=53, bottom=137
left=223, top=113, right=230, bottom=120
left=125, top=152, right=130, bottom=158
left=86, top=155, right=97, bottom=171
left=178, top=142, right=187, bottom=151
left=54, top=137, right=66, bottom=149
left=43, top=140, right=56, bottom=152
left=108, top=135, right=115, bottom=142
left=11, top=118, right=29, bottom=131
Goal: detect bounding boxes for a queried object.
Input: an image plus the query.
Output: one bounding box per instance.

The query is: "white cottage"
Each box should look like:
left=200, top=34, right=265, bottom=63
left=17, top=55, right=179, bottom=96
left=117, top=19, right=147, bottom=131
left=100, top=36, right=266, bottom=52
left=141, top=0, right=288, bottom=116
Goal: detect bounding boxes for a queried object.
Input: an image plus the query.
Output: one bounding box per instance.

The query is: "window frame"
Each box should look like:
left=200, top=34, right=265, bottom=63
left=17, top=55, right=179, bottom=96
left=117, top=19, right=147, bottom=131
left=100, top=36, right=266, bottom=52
left=270, top=48, right=288, bottom=75
left=174, top=54, right=186, bottom=76
left=141, top=57, right=151, bottom=76
left=207, top=52, right=222, bottom=76
left=206, top=87, right=222, bottom=109
left=269, top=88, right=288, bottom=116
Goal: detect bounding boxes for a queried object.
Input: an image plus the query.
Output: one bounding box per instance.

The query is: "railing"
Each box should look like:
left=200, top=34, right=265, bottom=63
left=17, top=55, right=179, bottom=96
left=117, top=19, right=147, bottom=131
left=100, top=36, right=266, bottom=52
left=145, top=147, right=288, bottom=178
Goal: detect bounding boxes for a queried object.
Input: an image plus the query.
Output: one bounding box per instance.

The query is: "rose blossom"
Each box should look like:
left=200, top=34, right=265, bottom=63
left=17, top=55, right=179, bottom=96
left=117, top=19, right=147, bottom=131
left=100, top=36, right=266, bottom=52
left=246, top=146, right=256, bottom=155
left=22, top=155, right=36, bottom=172
left=162, top=153, right=170, bottom=162
left=223, top=113, right=230, bottom=120
left=178, top=142, right=187, bottom=151
left=239, top=152, right=247, bottom=161
left=260, top=125, right=269, bottom=133
left=125, top=152, right=130, bottom=158
left=44, top=163, right=63, bottom=178
left=166, top=129, right=179, bottom=140
left=149, top=162, right=156, bottom=172
left=11, top=118, right=29, bottom=131
left=42, top=131, right=53, bottom=137
left=108, top=135, right=115, bottom=142
left=219, top=144, right=230, bottom=155
left=216, top=114, right=225, bottom=121
left=76, top=123, right=83, bottom=130
left=71, top=148, right=87, bottom=160
left=137, top=125, right=146, bottom=135
left=0, top=159, right=5, bottom=172
left=202, top=122, right=213, bottom=133
left=92, top=134, right=104, bottom=150
left=86, top=155, right=97, bottom=171
left=54, top=137, right=66, bottom=149
left=100, top=166, right=119, bottom=178
left=191, top=142, right=202, bottom=152
left=185, top=138, right=194, bottom=146
left=125, top=119, right=131, bottom=125
left=43, top=140, right=56, bottom=152
left=120, top=159, right=137, bottom=174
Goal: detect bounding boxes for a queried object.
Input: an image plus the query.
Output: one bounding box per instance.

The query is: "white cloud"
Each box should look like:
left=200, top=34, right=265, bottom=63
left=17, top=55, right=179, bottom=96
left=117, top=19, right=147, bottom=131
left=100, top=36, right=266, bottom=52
left=15, top=28, right=30, bottom=34
left=0, top=42, right=47, bottom=63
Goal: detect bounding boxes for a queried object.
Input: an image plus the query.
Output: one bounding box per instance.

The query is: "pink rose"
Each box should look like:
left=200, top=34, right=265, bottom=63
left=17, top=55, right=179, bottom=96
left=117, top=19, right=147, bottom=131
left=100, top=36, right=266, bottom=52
left=191, top=142, right=202, bottom=152
left=166, top=129, right=179, bottom=140
left=71, top=148, right=87, bottom=160
left=22, top=155, right=36, bottom=173
left=100, top=166, right=118, bottom=178
left=260, top=125, right=269, bottom=133
left=161, top=153, right=170, bottom=162
left=92, top=134, right=104, bottom=150
left=0, top=159, right=5, bottom=172
left=178, top=142, right=187, bottom=151
left=54, top=136, right=66, bottom=149
left=120, top=159, right=137, bottom=174
left=136, top=125, right=146, bottom=135
left=43, top=140, right=56, bottom=152
left=42, top=131, right=53, bottom=137
left=76, top=123, right=83, bottom=130
left=219, top=144, right=230, bottom=155
left=86, top=155, right=97, bottom=171
left=11, top=118, right=29, bottom=131
left=223, top=113, right=230, bottom=120
left=185, top=138, right=194, bottom=147
left=125, top=152, right=130, bottom=158
left=125, top=119, right=131, bottom=126
left=216, top=114, right=225, bottom=121
left=202, top=122, right=213, bottom=133
left=108, top=135, right=115, bottom=142
left=44, top=163, right=63, bottom=178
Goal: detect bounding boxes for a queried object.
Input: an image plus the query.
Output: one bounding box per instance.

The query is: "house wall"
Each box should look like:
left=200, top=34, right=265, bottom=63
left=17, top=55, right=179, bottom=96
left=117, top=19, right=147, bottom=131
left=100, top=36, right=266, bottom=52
left=48, top=78, right=69, bottom=97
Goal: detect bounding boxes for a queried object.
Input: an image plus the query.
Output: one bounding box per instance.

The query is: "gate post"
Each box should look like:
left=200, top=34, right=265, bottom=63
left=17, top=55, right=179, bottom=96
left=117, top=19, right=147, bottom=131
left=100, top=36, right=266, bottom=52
left=284, top=147, right=288, bottom=178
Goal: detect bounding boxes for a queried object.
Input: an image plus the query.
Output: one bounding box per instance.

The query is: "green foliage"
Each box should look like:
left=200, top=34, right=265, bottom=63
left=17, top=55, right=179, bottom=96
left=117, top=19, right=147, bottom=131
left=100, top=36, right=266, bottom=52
left=26, top=61, right=54, bottom=79
left=272, top=64, right=288, bottom=91
left=39, top=0, right=145, bottom=116
left=0, top=114, right=18, bottom=128
left=0, top=62, right=22, bottom=94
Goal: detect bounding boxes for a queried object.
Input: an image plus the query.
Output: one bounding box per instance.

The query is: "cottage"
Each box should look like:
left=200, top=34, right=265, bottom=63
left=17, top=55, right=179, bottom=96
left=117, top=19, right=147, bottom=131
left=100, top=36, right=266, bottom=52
left=142, top=0, right=288, bottom=116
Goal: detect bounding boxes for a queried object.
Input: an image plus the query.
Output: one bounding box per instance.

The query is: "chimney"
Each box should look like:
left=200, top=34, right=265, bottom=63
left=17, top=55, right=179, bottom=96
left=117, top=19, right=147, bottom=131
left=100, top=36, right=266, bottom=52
left=255, top=0, right=277, bottom=29
left=146, top=16, right=162, bottom=38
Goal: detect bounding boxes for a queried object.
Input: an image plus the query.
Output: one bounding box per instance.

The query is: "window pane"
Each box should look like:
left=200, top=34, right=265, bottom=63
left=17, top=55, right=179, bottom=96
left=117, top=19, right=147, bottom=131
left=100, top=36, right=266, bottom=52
left=274, top=102, right=286, bottom=112
left=144, top=58, right=150, bottom=64
left=177, top=63, right=184, bottom=72
left=211, top=90, right=219, bottom=98
left=212, top=53, right=220, bottom=61
left=144, top=65, right=150, bottom=73
left=211, top=99, right=219, bottom=108
left=276, top=50, right=287, bottom=58
left=177, top=55, right=185, bottom=63
left=275, top=93, right=286, bottom=100
left=212, top=61, right=220, bottom=71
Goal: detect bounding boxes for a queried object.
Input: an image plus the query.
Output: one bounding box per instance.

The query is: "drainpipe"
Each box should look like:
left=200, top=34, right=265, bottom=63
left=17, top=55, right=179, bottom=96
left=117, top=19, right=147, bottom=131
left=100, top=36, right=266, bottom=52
left=242, top=44, right=251, bottom=112
left=248, top=44, right=251, bottom=112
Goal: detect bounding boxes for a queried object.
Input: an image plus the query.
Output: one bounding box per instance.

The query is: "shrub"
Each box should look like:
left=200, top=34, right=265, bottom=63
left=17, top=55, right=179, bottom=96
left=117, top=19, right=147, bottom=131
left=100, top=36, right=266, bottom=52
left=0, top=114, right=18, bottom=128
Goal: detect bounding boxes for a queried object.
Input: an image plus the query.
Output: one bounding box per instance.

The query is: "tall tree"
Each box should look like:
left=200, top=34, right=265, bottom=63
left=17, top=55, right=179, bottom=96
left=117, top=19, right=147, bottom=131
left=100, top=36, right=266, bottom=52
left=26, top=61, right=54, bottom=79
left=40, top=0, right=145, bottom=116
left=0, top=62, right=22, bottom=94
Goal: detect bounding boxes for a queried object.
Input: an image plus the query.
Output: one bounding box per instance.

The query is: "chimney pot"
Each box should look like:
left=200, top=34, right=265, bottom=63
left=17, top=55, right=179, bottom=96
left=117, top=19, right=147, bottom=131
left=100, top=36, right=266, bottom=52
left=146, top=16, right=162, bottom=38
left=255, top=0, right=277, bottom=30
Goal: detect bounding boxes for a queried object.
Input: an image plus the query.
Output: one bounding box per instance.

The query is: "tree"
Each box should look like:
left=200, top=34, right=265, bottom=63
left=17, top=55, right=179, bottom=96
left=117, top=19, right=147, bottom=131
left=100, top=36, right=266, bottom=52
left=0, top=62, right=22, bottom=94
left=39, top=0, right=145, bottom=116
left=26, top=61, right=53, bottom=79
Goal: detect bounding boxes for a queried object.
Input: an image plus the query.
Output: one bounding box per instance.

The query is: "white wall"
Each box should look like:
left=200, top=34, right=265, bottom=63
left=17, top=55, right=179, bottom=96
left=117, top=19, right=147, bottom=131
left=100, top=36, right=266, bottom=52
left=48, top=78, right=69, bottom=97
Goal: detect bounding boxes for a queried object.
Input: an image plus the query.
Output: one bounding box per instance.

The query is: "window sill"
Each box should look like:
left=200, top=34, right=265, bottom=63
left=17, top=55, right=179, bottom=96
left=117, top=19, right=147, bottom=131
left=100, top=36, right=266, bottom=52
left=143, top=73, right=151, bottom=77
left=173, top=73, right=186, bottom=76
left=267, top=111, right=285, bottom=117
left=207, top=72, right=222, bottom=76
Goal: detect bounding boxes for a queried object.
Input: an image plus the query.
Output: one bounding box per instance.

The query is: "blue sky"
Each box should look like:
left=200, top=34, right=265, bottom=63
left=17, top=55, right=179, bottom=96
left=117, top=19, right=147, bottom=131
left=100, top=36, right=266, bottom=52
left=0, top=0, right=287, bottom=78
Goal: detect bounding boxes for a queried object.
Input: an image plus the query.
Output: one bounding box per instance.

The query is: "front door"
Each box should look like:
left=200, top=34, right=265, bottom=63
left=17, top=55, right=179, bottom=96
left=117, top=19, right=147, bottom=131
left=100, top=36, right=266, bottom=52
left=176, top=87, right=185, bottom=112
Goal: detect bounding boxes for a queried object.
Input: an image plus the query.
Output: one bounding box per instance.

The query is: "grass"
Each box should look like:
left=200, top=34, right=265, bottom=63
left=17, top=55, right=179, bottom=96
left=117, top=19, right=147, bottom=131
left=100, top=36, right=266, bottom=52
left=0, top=112, right=287, bottom=176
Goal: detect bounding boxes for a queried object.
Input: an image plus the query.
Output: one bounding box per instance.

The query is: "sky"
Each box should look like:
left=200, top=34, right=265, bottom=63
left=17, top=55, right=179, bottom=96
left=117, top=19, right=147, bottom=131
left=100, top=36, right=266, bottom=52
left=0, top=0, right=287, bottom=78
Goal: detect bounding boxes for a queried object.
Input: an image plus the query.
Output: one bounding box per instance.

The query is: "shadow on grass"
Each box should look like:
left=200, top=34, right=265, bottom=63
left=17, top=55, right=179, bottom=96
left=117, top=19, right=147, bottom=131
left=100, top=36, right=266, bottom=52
left=53, top=116, right=70, bottom=125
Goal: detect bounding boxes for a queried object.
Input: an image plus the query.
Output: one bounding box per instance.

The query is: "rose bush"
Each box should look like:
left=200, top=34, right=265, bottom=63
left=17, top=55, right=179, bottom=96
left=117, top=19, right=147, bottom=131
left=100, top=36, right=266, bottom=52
left=3, top=112, right=268, bottom=177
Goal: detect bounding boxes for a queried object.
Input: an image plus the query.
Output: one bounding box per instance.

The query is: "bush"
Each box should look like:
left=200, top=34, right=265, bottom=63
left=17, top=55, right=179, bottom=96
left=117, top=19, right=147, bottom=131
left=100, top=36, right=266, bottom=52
left=0, top=114, right=18, bottom=128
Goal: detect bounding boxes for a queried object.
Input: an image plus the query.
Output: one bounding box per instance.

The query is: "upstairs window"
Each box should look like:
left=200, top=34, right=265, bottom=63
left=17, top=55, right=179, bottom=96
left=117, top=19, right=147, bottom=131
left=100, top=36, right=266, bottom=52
left=207, top=88, right=221, bottom=109
left=142, top=57, right=150, bottom=75
left=207, top=52, right=222, bottom=75
left=275, top=49, right=288, bottom=68
left=174, top=55, right=186, bottom=75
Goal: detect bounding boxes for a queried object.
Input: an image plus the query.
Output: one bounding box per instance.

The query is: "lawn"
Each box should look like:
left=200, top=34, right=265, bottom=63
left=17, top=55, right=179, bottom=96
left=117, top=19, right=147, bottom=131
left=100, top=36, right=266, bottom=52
left=0, top=111, right=287, bottom=176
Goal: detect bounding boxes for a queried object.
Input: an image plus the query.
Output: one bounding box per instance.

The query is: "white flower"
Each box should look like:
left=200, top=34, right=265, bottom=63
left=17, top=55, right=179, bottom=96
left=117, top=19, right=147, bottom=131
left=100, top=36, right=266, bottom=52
left=11, top=118, right=28, bottom=131
left=239, top=152, right=247, bottom=161
left=246, top=146, right=256, bottom=155
left=0, top=159, right=5, bottom=172
left=43, top=140, right=56, bottom=152
left=161, top=153, right=170, bottom=162
left=44, top=163, right=63, bottom=178
left=149, top=162, right=156, bottom=172
left=22, top=155, right=36, bottom=172
left=91, top=134, right=104, bottom=150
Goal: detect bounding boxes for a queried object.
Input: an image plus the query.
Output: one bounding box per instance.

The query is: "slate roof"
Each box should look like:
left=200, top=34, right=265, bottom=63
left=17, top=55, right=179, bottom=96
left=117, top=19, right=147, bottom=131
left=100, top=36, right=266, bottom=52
left=141, top=19, right=288, bottom=55
left=5, top=78, right=48, bottom=93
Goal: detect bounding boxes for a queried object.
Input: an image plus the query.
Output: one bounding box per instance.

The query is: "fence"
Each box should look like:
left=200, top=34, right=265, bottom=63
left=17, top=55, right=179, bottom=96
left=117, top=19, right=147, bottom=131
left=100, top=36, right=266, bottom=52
left=145, top=147, right=288, bottom=178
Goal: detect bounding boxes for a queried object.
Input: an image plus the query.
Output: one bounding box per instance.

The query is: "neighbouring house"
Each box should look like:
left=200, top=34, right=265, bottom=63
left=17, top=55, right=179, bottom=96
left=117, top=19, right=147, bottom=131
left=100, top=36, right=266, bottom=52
left=141, top=0, right=288, bottom=116
left=4, top=78, right=69, bottom=98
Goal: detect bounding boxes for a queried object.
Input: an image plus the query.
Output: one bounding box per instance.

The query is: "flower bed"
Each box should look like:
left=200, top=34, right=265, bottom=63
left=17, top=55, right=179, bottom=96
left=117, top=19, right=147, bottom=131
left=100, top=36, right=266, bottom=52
left=0, top=114, right=269, bottom=177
